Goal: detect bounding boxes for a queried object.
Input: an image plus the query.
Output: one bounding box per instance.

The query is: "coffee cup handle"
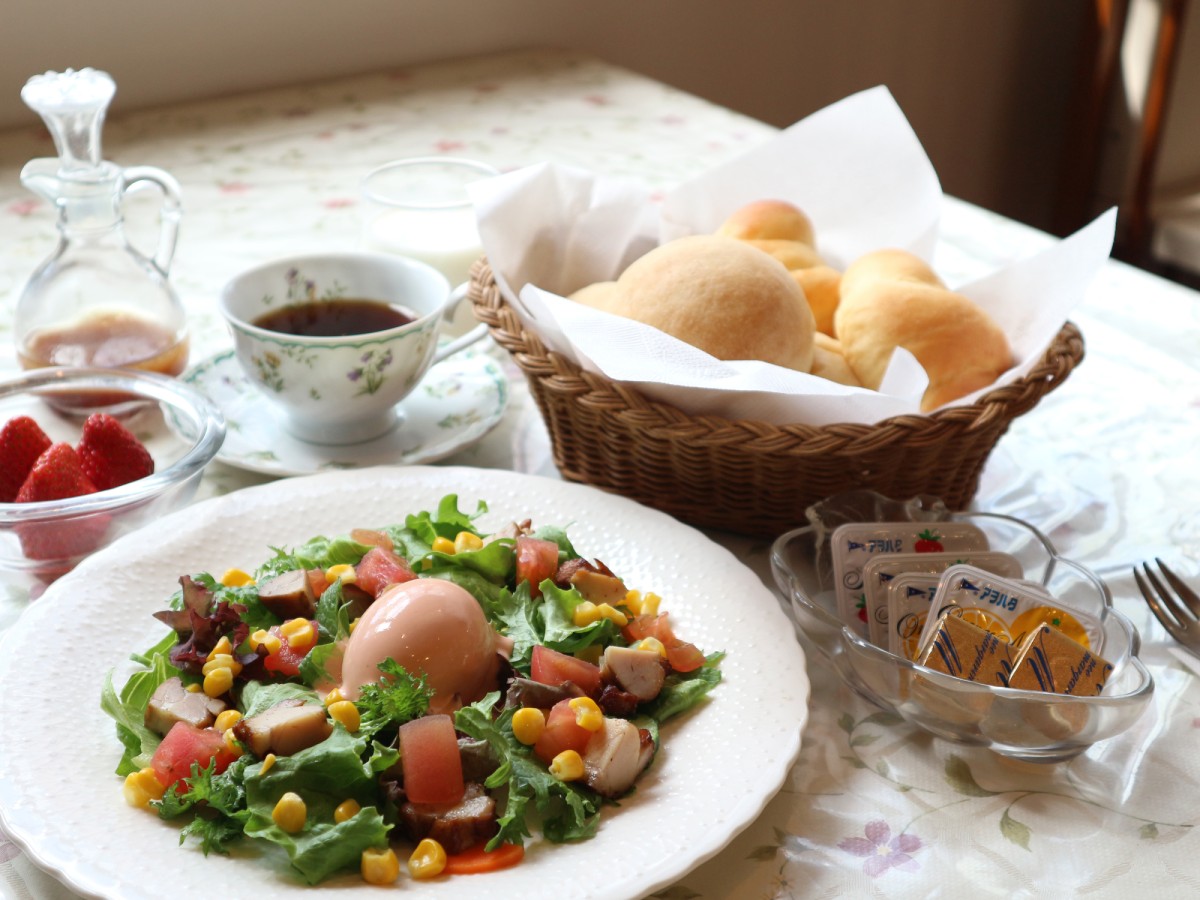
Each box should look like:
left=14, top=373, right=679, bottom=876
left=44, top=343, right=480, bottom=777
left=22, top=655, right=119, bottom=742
left=431, top=282, right=489, bottom=364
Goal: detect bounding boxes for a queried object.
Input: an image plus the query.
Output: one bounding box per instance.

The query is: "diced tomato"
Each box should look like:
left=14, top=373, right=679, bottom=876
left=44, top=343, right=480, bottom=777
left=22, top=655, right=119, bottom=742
left=530, top=645, right=602, bottom=695
left=443, top=841, right=526, bottom=874
left=305, top=568, right=330, bottom=597
left=350, top=528, right=393, bottom=551
left=355, top=546, right=416, bottom=598
left=515, top=536, right=559, bottom=598
left=150, top=722, right=237, bottom=788
left=262, top=619, right=317, bottom=677
left=624, top=614, right=705, bottom=672
left=398, top=714, right=464, bottom=805
left=533, top=698, right=593, bottom=764
left=623, top=613, right=677, bottom=645
left=665, top=640, right=706, bottom=673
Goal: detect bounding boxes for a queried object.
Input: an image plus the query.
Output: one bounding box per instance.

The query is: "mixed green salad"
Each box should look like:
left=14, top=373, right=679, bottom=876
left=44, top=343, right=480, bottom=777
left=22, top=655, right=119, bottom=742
left=103, top=495, right=722, bottom=885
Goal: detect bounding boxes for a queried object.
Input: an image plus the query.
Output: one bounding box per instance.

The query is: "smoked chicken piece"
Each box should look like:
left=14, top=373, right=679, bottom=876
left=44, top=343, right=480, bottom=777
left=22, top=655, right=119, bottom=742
left=232, top=699, right=332, bottom=757
left=144, top=676, right=226, bottom=736
left=397, top=782, right=498, bottom=854
left=601, top=646, right=666, bottom=701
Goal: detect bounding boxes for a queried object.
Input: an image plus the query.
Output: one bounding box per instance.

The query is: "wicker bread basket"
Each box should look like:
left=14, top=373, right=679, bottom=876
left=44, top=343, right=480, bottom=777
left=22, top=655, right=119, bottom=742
left=468, top=259, right=1084, bottom=538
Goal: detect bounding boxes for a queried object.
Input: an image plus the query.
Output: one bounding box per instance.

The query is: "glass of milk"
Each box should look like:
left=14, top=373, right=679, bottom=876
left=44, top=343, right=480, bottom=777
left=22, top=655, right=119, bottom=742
left=361, top=157, right=498, bottom=335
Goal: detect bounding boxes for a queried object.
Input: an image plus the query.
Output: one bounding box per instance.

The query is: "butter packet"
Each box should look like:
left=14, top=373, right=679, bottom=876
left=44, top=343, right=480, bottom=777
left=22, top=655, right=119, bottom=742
left=830, top=522, right=988, bottom=638
left=1008, top=624, right=1113, bottom=696
left=862, top=550, right=1023, bottom=648
left=887, top=572, right=941, bottom=659
left=915, top=565, right=1104, bottom=656
left=916, top=611, right=1014, bottom=687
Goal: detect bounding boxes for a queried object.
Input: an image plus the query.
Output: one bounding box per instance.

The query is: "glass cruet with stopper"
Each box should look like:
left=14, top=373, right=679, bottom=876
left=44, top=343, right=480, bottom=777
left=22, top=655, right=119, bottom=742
left=13, top=68, right=189, bottom=408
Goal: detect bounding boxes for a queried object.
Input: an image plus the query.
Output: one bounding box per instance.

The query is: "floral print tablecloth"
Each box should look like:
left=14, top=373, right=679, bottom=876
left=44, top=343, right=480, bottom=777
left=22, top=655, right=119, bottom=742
left=3, top=48, right=1200, bottom=900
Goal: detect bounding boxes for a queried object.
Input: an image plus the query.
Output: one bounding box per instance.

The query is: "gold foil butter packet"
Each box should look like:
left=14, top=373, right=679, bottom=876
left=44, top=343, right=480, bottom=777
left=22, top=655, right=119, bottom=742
left=916, top=613, right=1014, bottom=687
left=1007, top=624, right=1113, bottom=696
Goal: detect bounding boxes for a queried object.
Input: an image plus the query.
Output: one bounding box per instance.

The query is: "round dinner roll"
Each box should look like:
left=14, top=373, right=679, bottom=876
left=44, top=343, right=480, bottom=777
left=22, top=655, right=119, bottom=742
left=810, top=333, right=860, bottom=387
left=569, top=280, right=620, bottom=310
left=716, top=199, right=816, bottom=248
left=834, top=250, right=1012, bottom=412
left=790, top=264, right=841, bottom=337
left=609, top=234, right=816, bottom=371
left=743, top=239, right=824, bottom=271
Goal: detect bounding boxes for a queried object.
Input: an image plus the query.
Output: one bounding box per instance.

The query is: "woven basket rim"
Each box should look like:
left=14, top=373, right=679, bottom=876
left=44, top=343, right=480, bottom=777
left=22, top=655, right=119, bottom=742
left=467, top=258, right=1084, bottom=454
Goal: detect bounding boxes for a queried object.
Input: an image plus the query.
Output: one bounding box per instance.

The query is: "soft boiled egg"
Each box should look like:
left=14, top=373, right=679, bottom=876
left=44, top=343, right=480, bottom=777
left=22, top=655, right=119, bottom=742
left=339, top=578, right=512, bottom=713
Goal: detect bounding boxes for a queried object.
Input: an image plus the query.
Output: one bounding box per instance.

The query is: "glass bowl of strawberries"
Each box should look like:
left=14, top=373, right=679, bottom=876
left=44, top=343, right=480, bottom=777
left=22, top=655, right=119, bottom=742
left=0, top=367, right=225, bottom=583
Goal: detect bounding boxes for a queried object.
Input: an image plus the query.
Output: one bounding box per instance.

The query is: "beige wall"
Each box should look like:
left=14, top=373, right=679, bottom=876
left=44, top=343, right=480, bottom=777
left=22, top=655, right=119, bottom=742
left=2, top=1, right=1087, bottom=231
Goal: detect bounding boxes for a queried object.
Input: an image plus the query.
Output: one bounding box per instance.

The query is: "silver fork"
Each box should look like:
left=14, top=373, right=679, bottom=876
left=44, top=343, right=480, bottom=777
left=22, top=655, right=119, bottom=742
left=1134, top=558, right=1200, bottom=657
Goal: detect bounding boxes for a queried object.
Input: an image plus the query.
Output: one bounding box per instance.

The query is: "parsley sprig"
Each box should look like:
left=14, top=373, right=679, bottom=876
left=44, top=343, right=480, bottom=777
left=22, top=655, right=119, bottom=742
left=354, top=658, right=434, bottom=739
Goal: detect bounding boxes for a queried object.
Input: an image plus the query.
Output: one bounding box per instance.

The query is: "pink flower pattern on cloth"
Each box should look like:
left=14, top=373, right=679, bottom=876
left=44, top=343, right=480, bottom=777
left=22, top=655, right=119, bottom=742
left=839, top=820, right=923, bottom=877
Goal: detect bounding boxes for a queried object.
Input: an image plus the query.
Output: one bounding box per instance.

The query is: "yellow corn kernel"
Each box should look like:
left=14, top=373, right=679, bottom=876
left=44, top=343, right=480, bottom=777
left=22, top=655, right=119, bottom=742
left=634, top=636, right=668, bottom=658
left=574, top=644, right=603, bottom=665
left=214, top=709, right=242, bottom=732
left=453, top=531, right=484, bottom=553
left=361, top=847, right=400, bottom=885
left=573, top=601, right=600, bottom=627
left=202, top=653, right=242, bottom=677
left=325, top=563, right=357, bottom=584
left=222, top=727, right=243, bottom=757
left=549, top=749, right=584, bottom=782
left=272, top=792, right=307, bottom=833
left=323, top=688, right=345, bottom=707
left=328, top=700, right=361, bottom=732
left=334, top=798, right=361, bottom=824
left=279, top=618, right=314, bottom=649
left=220, top=567, right=254, bottom=587
left=249, top=628, right=282, bottom=655
left=408, top=838, right=447, bottom=879
left=185, top=682, right=202, bottom=693
left=431, top=536, right=456, bottom=555
left=569, top=696, right=604, bottom=732
left=596, top=603, right=628, bottom=627
left=511, top=707, right=546, bottom=745
left=206, top=636, right=233, bottom=660
left=122, top=768, right=166, bottom=808
left=203, top=666, right=234, bottom=698
left=261, top=753, right=277, bottom=775
left=349, top=617, right=360, bottom=634
left=625, top=589, right=661, bottom=617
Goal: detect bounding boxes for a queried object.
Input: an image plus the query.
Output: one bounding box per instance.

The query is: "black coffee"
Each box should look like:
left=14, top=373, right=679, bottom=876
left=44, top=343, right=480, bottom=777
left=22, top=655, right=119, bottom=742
left=252, top=299, right=414, bottom=337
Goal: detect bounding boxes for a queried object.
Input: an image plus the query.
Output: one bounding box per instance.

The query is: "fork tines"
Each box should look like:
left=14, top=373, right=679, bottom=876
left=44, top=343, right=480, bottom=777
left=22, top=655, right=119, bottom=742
left=1135, top=558, right=1200, bottom=641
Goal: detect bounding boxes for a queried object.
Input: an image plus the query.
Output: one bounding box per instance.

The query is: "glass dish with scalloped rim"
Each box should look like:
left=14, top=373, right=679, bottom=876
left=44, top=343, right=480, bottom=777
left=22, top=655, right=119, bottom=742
left=0, top=366, right=225, bottom=584
left=770, top=490, right=1153, bottom=762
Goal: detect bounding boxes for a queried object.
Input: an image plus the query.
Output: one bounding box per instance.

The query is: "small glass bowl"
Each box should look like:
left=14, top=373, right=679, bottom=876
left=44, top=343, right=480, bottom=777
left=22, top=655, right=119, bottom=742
left=0, top=367, right=225, bottom=582
left=770, top=490, right=1154, bottom=762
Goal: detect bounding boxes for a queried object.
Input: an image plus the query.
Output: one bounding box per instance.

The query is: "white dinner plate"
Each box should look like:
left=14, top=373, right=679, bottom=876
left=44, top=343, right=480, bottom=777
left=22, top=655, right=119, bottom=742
left=178, top=348, right=508, bottom=476
left=0, top=466, right=810, bottom=900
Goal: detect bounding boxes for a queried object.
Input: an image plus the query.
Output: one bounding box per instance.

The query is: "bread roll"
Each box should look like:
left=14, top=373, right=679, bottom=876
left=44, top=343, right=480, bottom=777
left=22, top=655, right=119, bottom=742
left=790, top=265, right=841, bottom=337
left=810, top=333, right=860, bottom=386
left=608, top=234, right=815, bottom=371
left=569, top=280, right=619, bottom=310
left=716, top=199, right=816, bottom=247
left=834, top=249, right=1012, bottom=411
left=744, top=239, right=824, bottom=271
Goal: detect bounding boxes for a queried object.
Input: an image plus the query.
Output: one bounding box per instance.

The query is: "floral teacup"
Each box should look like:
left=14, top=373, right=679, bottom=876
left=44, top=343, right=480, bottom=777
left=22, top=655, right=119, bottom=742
left=219, top=252, right=485, bottom=445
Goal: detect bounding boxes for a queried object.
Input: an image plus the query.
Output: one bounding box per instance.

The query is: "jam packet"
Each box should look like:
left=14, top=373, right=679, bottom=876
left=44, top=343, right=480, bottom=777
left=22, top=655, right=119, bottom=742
left=914, top=565, right=1104, bottom=656
left=862, top=550, right=1023, bottom=649
left=830, top=522, right=988, bottom=639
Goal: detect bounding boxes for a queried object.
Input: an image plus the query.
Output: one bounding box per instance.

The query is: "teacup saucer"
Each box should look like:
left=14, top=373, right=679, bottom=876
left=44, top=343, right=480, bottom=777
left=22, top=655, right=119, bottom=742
left=179, top=347, right=508, bottom=476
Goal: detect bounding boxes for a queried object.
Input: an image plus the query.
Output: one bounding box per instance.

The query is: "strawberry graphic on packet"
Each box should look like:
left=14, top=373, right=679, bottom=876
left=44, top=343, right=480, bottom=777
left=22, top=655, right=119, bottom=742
left=914, top=529, right=945, bottom=553
left=0, top=415, right=52, bottom=502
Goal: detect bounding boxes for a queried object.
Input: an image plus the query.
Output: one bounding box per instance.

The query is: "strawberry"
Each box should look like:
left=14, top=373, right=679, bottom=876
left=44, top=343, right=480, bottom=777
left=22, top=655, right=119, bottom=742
left=14, top=443, right=109, bottom=562
left=15, top=442, right=98, bottom=502
left=77, top=413, right=155, bottom=491
left=0, top=416, right=53, bottom=503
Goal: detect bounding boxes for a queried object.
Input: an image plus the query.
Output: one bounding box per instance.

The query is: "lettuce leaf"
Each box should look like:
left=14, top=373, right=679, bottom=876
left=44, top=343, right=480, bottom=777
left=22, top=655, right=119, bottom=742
left=242, top=728, right=390, bottom=884
left=100, top=630, right=180, bottom=775
left=641, top=652, right=725, bottom=724
left=455, top=693, right=600, bottom=849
